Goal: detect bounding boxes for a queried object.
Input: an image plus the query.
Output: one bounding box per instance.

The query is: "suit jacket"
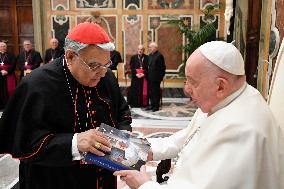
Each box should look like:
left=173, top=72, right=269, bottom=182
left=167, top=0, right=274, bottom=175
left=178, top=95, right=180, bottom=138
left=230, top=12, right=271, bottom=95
left=148, top=51, right=166, bottom=82
left=141, top=84, right=284, bottom=189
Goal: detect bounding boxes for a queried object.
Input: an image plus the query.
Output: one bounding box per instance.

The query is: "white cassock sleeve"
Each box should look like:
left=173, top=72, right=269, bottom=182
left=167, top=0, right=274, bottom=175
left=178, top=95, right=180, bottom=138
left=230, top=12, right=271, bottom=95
left=147, top=110, right=201, bottom=161
left=138, top=122, right=282, bottom=189
left=147, top=127, right=190, bottom=161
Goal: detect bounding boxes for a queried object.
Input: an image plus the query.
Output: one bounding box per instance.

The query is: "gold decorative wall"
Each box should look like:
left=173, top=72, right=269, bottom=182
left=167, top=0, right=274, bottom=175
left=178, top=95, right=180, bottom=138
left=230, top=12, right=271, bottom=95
left=257, top=0, right=284, bottom=98
left=44, top=0, right=225, bottom=87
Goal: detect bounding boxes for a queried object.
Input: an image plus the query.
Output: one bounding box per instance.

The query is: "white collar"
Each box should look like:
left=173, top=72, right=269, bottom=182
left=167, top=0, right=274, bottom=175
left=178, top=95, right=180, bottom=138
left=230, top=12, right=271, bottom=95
left=210, top=82, right=247, bottom=115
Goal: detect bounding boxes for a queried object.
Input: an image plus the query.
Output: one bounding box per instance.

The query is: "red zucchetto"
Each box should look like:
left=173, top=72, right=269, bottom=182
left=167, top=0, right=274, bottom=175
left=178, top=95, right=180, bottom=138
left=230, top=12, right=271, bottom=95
left=65, top=21, right=114, bottom=51
left=67, top=22, right=110, bottom=44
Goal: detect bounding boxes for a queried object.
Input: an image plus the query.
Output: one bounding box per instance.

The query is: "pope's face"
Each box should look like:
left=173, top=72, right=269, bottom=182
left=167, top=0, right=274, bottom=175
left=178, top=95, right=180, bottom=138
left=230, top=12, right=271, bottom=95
left=184, top=51, right=219, bottom=113
left=67, top=45, right=110, bottom=87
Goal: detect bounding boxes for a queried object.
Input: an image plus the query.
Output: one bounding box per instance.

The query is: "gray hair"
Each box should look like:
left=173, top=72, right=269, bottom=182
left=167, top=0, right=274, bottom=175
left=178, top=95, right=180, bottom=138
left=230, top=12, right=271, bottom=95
left=64, top=37, right=88, bottom=54
left=64, top=37, right=115, bottom=53
left=138, top=44, right=145, bottom=50
left=149, top=42, right=158, bottom=48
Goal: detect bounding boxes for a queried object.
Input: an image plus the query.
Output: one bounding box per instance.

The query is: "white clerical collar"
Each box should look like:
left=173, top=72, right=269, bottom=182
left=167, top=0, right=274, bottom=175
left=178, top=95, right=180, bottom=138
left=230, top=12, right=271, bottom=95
left=210, top=82, right=247, bottom=115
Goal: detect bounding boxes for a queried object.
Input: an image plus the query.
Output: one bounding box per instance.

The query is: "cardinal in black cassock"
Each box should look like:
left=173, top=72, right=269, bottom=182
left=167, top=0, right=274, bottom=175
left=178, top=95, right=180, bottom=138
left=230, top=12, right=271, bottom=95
left=44, top=38, right=64, bottom=64
left=0, top=42, right=16, bottom=108
left=0, top=22, right=132, bottom=189
left=128, top=45, right=149, bottom=107
left=17, top=40, right=43, bottom=78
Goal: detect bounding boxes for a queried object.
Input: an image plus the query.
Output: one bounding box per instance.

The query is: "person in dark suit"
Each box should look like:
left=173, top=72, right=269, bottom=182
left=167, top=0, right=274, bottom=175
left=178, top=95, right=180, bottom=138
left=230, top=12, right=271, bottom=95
left=0, top=41, right=16, bottom=103
left=109, top=49, right=122, bottom=78
left=146, top=42, right=166, bottom=112
left=44, top=38, right=64, bottom=64
left=109, top=50, right=122, bottom=71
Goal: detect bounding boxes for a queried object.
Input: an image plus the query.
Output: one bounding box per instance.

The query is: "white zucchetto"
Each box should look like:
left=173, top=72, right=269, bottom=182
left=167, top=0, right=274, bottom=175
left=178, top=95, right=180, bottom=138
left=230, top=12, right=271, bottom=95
left=198, top=41, right=245, bottom=75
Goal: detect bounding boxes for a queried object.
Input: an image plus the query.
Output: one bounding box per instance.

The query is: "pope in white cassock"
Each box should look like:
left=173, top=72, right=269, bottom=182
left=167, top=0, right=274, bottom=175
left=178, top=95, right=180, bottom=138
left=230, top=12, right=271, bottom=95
left=114, top=41, right=284, bottom=189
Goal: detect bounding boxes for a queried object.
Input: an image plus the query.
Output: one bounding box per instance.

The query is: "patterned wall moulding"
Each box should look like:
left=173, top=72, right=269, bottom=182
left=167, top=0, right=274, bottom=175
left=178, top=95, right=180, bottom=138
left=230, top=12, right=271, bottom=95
left=276, top=0, right=284, bottom=43
left=76, top=0, right=116, bottom=9
left=123, top=0, right=142, bottom=10
left=200, top=14, right=219, bottom=40
left=122, top=15, right=143, bottom=72
left=200, top=0, right=219, bottom=9
left=148, top=0, right=194, bottom=9
left=51, top=15, right=70, bottom=49
left=148, top=15, right=191, bottom=78
left=51, top=0, right=70, bottom=10
left=263, top=0, right=280, bottom=98
left=224, top=0, right=233, bottom=35
left=234, top=5, right=245, bottom=57
left=76, top=15, right=117, bottom=43
left=270, top=0, right=280, bottom=60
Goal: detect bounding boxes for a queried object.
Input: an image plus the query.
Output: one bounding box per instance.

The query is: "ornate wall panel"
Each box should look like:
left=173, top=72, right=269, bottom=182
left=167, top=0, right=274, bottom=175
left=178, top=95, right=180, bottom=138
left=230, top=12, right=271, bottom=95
left=76, top=15, right=117, bottom=43
left=268, top=0, right=284, bottom=70
left=51, top=0, right=70, bottom=10
left=263, top=0, right=284, bottom=97
left=123, top=0, right=142, bottom=10
left=148, top=15, right=192, bottom=77
left=76, top=0, right=116, bottom=8
left=44, top=0, right=226, bottom=86
left=200, top=0, right=219, bottom=9
left=148, top=0, right=194, bottom=9
left=275, top=0, right=284, bottom=46
left=200, top=14, right=220, bottom=39
left=51, top=15, right=70, bottom=49
left=122, top=15, right=143, bottom=69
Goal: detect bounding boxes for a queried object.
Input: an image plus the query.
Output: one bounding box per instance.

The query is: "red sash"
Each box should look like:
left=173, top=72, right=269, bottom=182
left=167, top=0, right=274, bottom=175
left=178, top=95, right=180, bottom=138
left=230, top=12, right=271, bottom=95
left=0, top=64, right=8, bottom=70
left=142, top=77, right=148, bottom=106
left=0, top=64, right=16, bottom=96
left=7, top=74, right=15, bottom=96
left=25, top=64, right=32, bottom=70
left=135, top=68, right=148, bottom=106
left=136, top=68, right=144, bottom=74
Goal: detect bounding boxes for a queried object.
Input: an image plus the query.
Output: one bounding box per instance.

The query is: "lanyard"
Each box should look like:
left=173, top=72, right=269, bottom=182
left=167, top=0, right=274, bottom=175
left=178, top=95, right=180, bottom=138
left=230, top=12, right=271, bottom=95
left=138, top=55, right=144, bottom=68
left=0, top=53, right=6, bottom=64
left=25, top=51, right=31, bottom=64
left=51, top=49, right=56, bottom=61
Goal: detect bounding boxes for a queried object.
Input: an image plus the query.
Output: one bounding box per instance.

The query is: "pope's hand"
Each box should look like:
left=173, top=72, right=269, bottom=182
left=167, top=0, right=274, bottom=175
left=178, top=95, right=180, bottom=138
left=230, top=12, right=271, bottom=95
left=77, top=129, right=112, bottom=156
left=113, top=165, right=151, bottom=189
